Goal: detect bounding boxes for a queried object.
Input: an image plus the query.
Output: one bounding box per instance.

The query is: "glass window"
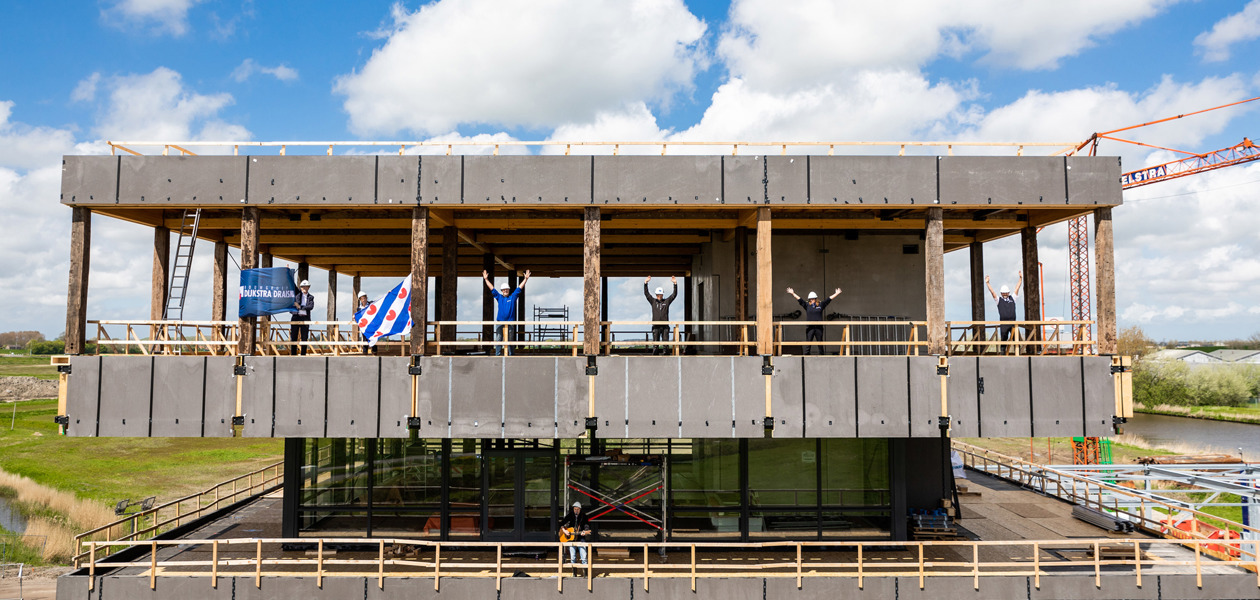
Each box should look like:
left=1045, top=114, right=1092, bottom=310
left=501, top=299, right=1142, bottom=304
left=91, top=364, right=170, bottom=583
left=447, top=440, right=482, bottom=540
left=669, top=439, right=739, bottom=509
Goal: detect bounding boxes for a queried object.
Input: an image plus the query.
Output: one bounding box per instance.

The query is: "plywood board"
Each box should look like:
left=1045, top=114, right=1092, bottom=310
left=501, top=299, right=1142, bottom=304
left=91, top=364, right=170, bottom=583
left=449, top=357, right=505, bottom=437
left=977, top=357, right=1032, bottom=437
left=856, top=357, right=909, bottom=438
left=273, top=357, right=327, bottom=437
left=97, top=356, right=152, bottom=437
left=65, top=356, right=100, bottom=437
left=809, top=156, right=937, bottom=206
left=326, top=356, right=380, bottom=438
left=1030, top=357, right=1083, bottom=437
left=803, top=356, right=856, bottom=437
left=625, top=356, right=681, bottom=437
left=150, top=356, right=205, bottom=437
left=680, top=356, right=735, bottom=437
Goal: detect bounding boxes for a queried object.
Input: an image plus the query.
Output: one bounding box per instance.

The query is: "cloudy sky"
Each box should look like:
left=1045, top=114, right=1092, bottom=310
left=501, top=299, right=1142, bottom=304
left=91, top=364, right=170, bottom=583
left=2, top=0, right=1259, bottom=343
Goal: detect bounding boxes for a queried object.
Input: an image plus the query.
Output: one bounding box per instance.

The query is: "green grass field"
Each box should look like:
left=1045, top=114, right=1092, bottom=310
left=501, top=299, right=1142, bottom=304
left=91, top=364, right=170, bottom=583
left=0, top=355, right=58, bottom=380
left=0, top=399, right=282, bottom=505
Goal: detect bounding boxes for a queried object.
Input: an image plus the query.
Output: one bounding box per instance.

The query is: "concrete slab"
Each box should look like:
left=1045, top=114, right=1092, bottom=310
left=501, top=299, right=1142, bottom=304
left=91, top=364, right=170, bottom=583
left=118, top=156, right=246, bottom=205
left=771, top=356, right=804, bottom=437
left=449, top=357, right=505, bottom=437
left=724, top=155, right=809, bottom=204
left=627, top=356, right=682, bottom=437
left=681, top=356, right=736, bottom=437
left=897, top=575, right=1032, bottom=600
left=504, top=357, right=559, bottom=437
left=240, top=356, right=274, bottom=437
left=803, top=356, right=857, bottom=437
left=376, top=155, right=419, bottom=205
left=856, top=357, right=909, bottom=438
left=908, top=357, right=943, bottom=438
left=82, top=575, right=232, bottom=599
left=1067, top=156, right=1122, bottom=206
left=940, top=157, right=1066, bottom=206
left=326, top=356, right=380, bottom=438
left=594, top=156, right=722, bottom=205
left=1158, top=574, right=1260, bottom=600
left=406, top=356, right=450, bottom=437
left=809, top=156, right=937, bottom=205
left=272, top=357, right=327, bottom=437
left=418, top=155, right=462, bottom=204
left=247, top=156, right=375, bottom=204
left=1082, top=357, right=1115, bottom=438
left=733, top=357, right=767, bottom=437
left=593, top=356, right=628, bottom=438
left=61, top=155, right=117, bottom=205
left=1029, top=574, right=1157, bottom=599
left=66, top=355, right=101, bottom=437
left=767, top=576, right=896, bottom=599
left=97, top=355, right=152, bottom=437
left=555, top=357, right=588, bottom=438
left=978, top=357, right=1032, bottom=438
left=464, top=155, right=591, bottom=205
left=946, top=357, right=980, bottom=437
left=1030, top=358, right=1083, bottom=438
left=203, top=357, right=237, bottom=437
left=150, top=356, right=205, bottom=437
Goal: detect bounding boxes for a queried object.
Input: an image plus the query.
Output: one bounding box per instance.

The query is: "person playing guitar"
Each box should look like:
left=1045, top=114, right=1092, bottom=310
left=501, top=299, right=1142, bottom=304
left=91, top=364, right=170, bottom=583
left=558, top=501, right=592, bottom=571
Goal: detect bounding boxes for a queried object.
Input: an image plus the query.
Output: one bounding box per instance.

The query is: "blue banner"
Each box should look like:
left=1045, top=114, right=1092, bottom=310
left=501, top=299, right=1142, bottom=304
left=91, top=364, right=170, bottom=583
left=238, top=267, right=299, bottom=318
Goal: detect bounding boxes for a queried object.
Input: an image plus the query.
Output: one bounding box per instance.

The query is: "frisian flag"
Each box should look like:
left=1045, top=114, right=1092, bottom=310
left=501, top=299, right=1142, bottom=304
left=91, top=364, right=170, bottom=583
left=356, top=274, right=412, bottom=347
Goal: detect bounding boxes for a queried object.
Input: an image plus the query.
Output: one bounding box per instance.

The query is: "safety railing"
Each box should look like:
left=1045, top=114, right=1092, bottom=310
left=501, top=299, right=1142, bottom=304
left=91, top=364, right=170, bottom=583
left=775, top=321, right=928, bottom=356
left=77, top=536, right=1259, bottom=594
left=106, top=140, right=1080, bottom=158
left=952, top=441, right=1260, bottom=566
left=72, top=462, right=282, bottom=567
left=427, top=321, right=584, bottom=355
left=601, top=321, right=757, bottom=356
left=947, top=320, right=1097, bottom=356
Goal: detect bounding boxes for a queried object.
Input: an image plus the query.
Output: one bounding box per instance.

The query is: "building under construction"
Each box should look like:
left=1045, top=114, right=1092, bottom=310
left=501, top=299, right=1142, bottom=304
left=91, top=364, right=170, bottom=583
left=51, top=142, right=1206, bottom=599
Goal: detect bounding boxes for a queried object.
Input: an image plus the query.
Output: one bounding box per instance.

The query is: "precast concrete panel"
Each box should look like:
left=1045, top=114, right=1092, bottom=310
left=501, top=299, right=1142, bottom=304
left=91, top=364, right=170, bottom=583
left=419, top=155, right=462, bottom=204
left=240, top=356, right=274, bottom=437
left=555, top=358, right=588, bottom=438
left=723, top=156, right=808, bottom=204
left=61, top=155, right=117, bottom=205
left=766, top=577, right=896, bottom=599
left=977, top=357, right=1032, bottom=437
left=593, top=356, right=628, bottom=437
left=809, top=156, right=937, bottom=205
left=803, top=357, right=857, bottom=437
left=856, top=357, right=910, bottom=438
left=86, top=576, right=234, bottom=600
left=203, top=357, right=237, bottom=437
left=400, top=356, right=449, bottom=437
left=449, top=357, right=506, bottom=437
left=1082, top=356, right=1115, bottom=437
left=909, top=357, right=944, bottom=438
left=625, top=356, right=681, bottom=438
left=97, top=356, right=153, bottom=437
left=66, top=356, right=101, bottom=437
left=272, top=357, right=327, bottom=437
left=594, top=156, right=722, bottom=205
left=733, top=357, right=766, bottom=437
left=117, top=156, right=246, bottom=205
left=376, top=156, right=420, bottom=205
left=680, top=356, right=735, bottom=437
left=1030, top=358, right=1083, bottom=437
left=464, top=156, right=592, bottom=204
left=504, top=357, right=559, bottom=437
left=1066, top=156, right=1122, bottom=205
left=945, top=357, right=979, bottom=437
left=150, top=356, right=205, bottom=437
left=247, top=156, right=375, bottom=204
left=770, top=356, right=804, bottom=437
left=326, top=357, right=380, bottom=438
left=939, top=157, right=1066, bottom=206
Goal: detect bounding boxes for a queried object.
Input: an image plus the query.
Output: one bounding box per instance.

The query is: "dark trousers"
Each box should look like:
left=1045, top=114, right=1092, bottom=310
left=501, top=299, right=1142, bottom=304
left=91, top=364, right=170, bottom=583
left=651, top=325, right=669, bottom=355
left=999, top=323, right=1014, bottom=354
left=805, top=326, right=824, bottom=355
left=290, top=316, right=310, bottom=355
left=360, top=332, right=377, bottom=355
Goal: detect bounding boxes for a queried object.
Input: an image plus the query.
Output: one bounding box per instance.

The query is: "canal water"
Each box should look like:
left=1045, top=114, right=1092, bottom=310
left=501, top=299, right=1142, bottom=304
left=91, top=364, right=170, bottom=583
left=1124, top=412, right=1260, bottom=461
left=0, top=497, right=27, bottom=534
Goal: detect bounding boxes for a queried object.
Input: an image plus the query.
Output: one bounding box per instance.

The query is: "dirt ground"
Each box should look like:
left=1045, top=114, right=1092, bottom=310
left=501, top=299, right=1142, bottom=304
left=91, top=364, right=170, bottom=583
left=0, top=377, right=57, bottom=402
left=0, top=566, right=72, bottom=600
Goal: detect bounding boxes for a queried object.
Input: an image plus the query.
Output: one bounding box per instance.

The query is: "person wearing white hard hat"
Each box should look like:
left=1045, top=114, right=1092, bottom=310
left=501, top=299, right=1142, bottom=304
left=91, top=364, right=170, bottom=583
left=644, top=276, right=678, bottom=355
left=786, top=285, right=842, bottom=355
left=557, top=501, right=591, bottom=571
left=483, top=269, right=531, bottom=355
left=354, top=292, right=376, bottom=355
left=986, top=271, right=1023, bottom=353
left=290, top=279, right=315, bottom=356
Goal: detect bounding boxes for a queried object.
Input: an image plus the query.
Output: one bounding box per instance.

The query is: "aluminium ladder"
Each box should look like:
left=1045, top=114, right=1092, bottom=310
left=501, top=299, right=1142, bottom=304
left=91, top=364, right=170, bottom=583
left=163, top=209, right=202, bottom=320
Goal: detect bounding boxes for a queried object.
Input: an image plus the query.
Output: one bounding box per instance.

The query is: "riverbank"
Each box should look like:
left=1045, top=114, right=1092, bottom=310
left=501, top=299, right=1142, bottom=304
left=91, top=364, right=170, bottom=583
left=955, top=436, right=1174, bottom=466
left=1134, top=402, right=1260, bottom=425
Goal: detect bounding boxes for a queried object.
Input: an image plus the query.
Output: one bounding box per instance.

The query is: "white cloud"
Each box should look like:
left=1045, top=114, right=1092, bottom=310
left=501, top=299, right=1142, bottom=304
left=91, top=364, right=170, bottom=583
left=0, top=102, right=80, bottom=170
left=1195, top=0, right=1260, bottom=62
left=102, top=0, right=201, bottom=36
left=94, top=67, right=246, bottom=142
left=71, top=73, right=102, bottom=103
left=231, top=59, right=299, bottom=83
left=335, top=0, right=707, bottom=136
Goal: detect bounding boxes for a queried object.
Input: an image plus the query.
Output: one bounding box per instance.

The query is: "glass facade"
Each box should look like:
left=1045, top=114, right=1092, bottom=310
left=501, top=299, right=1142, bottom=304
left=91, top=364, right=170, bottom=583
left=288, top=437, right=893, bottom=541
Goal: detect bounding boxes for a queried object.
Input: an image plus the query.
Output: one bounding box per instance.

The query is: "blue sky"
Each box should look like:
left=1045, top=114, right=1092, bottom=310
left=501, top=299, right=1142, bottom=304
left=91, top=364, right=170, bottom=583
left=2, top=0, right=1260, bottom=343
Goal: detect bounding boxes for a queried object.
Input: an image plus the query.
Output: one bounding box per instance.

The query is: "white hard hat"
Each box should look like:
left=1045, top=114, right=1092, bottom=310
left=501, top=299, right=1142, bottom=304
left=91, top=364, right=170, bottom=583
left=655, top=287, right=664, bottom=295
left=500, top=282, right=510, bottom=290
left=807, top=291, right=817, bottom=300
left=299, top=280, right=310, bottom=287
left=358, top=292, right=367, bottom=299
left=572, top=501, right=582, bottom=508
left=999, top=285, right=1010, bottom=294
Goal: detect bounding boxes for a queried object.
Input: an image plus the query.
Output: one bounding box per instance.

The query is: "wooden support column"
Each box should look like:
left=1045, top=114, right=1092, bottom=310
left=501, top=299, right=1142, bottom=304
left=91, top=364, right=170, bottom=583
left=237, top=208, right=260, bottom=355
left=969, top=241, right=985, bottom=342
left=441, top=226, right=457, bottom=342
left=735, top=226, right=748, bottom=322
left=297, top=262, right=309, bottom=286
left=151, top=226, right=170, bottom=321
left=352, top=275, right=361, bottom=301
left=411, top=207, right=429, bottom=356
left=583, top=207, right=601, bottom=355
left=925, top=208, right=946, bottom=355
left=755, top=209, right=772, bottom=355
left=1094, top=208, right=1117, bottom=354
left=64, top=207, right=91, bottom=355
left=482, top=252, right=495, bottom=351
left=212, top=241, right=228, bottom=322
left=1021, top=226, right=1042, bottom=341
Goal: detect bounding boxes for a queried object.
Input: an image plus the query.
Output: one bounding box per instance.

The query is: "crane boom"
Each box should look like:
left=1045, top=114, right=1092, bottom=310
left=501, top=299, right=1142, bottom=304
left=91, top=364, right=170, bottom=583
left=1121, top=137, right=1258, bottom=189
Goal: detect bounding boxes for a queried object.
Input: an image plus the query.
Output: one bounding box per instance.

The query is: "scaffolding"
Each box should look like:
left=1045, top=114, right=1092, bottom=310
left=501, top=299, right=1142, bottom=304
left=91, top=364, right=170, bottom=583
left=533, top=305, right=571, bottom=344
left=563, top=455, right=667, bottom=541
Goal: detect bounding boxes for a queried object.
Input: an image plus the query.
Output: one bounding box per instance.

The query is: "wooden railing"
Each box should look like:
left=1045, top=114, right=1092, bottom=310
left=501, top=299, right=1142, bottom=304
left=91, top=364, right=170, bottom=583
left=947, top=320, right=1097, bottom=356
left=78, top=536, right=1260, bottom=594
left=72, top=462, right=282, bottom=567
left=774, top=321, right=929, bottom=356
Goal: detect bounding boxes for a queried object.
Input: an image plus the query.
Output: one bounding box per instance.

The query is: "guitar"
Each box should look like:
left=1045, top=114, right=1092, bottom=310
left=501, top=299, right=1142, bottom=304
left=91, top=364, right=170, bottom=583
left=558, top=526, right=590, bottom=543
